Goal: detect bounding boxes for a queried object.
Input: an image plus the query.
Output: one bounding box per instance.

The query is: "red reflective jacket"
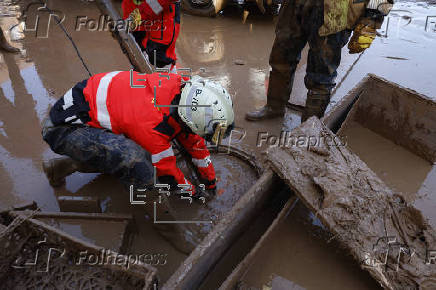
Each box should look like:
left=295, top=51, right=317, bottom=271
left=82, top=71, right=216, bottom=191
left=122, top=0, right=180, bottom=66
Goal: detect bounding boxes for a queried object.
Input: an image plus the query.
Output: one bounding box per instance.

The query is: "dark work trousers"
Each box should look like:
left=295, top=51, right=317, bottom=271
left=42, top=117, right=154, bottom=190
left=42, top=118, right=200, bottom=253
left=267, top=0, right=352, bottom=117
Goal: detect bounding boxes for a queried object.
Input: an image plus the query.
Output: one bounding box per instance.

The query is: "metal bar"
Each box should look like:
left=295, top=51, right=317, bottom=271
left=95, top=0, right=153, bottom=74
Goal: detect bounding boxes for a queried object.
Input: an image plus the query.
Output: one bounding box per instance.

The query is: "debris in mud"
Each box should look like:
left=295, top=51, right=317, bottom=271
left=234, top=59, right=246, bottom=65
left=0, top=212, right=157, bottom=289
left=265, top=275, right=305, bottom=290
left=58, top=195, right=102, bottom=213
left=384, top=56, right=409, bottom=61
left=267, top=118, right=436, bottom=290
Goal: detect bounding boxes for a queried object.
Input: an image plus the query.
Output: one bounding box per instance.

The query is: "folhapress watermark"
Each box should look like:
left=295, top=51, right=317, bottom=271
left=256, top=131, right=347, bottom=148
left=76, top=249, right=167, bottom=269
left=75, top=15, right=167, bottom=33
left=11, top=238, right=168, bottom=273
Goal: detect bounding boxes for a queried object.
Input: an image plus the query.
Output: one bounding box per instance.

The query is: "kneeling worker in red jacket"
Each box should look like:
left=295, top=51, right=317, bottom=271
left=41, top=71, right=235, bottom=198
left=122, top=0, right=180, bottom=69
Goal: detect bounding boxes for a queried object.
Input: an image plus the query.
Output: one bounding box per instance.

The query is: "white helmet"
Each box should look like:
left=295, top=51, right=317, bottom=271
left=178, top=76, right=234, bottom=144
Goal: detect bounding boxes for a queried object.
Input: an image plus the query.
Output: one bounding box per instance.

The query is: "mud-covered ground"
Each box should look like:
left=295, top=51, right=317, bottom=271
left=0, top=0, right=435, bottom=287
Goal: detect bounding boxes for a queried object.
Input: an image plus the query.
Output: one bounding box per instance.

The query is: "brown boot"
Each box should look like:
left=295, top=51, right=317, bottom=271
left=42, top=157, right=97, bottom=187
left=301, top=90, right=331, bottom=122
left=245, top=105, right=284, bottom=121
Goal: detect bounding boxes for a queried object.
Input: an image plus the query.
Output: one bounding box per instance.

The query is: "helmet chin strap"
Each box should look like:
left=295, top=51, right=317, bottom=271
left=211, top=122, right=228, bottom=145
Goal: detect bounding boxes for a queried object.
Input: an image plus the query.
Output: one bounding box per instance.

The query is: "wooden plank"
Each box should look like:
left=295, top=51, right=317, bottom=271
left=162, top=170, right=280, bottom=290
left=266, top=117, right=436, bottom=290
left=219, top=195, right=299, bottom=290
left=58, top=196, right=102, bottom=213
left=95, top=0, right=153, bottom=74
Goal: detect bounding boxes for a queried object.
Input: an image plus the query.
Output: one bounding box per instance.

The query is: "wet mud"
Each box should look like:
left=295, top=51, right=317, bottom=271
left=0, top=0, right=435, bottom=287
left=174, top=153, right=258, bottom=236
left=267, top=118, right=436, bottom=289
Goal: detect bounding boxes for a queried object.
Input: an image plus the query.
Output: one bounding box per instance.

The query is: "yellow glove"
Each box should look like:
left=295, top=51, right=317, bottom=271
left=129, top=8, right=142, bottom=31
left=348, top=20, right=377, bottom=54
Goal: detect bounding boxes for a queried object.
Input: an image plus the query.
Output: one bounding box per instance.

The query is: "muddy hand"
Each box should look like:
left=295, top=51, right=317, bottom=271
left=193, top=185, right=215, bottom=204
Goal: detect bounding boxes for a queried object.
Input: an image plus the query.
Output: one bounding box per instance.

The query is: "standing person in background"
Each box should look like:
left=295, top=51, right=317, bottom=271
left=122, top=0, right=180, bottom=70
left=245, top=0, right=393, bottom=122
left=0, top=27, right=19, bottom=53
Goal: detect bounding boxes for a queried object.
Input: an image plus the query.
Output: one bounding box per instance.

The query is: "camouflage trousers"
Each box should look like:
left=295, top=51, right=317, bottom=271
left=42, top=117, right=154, bottom=189
left=267, top=0, right=352, bottom=115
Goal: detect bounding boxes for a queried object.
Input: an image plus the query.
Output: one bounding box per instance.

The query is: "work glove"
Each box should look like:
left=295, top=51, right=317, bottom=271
left=348, top=17, right=378, bottom=54
left=348, top=5, right=389, bottom=54
left=128, top=8, right=142, bottom=31
left=200, top=178, right=217, bottom=190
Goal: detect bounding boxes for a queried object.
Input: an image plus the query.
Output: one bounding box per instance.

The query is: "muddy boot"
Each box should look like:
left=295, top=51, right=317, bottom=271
left=245, top=105, right=284, bottom=121
left=150, top=195, right=201, bottom=255
left=0, top=27, right=19, bottom=53
left=301, top=90, right=331, bottom=122
left=42, top=157, right=97, bottom=187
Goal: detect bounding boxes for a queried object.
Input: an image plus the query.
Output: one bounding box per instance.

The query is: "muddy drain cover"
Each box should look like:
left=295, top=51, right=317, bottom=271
left=171, top=149, right=259, bottom=240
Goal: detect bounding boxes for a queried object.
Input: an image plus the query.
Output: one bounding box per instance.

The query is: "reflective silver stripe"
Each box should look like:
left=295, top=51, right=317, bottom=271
left=146, top=0, right=163, bottom=15
left=62, top=89, right=73, bottom=110
left=96, top=71, right=121, bottom=130
left=71, top=119, right=83, bottom=124
left=65, top=115, right=77, bottom=122
left=64, top=115, right=83, bottom=124
left=192, top=156, right=211, bottom=168
left=152, top=147, right=174, bottom=164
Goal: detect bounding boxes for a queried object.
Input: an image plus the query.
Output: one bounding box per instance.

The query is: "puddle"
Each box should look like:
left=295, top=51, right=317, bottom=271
left=340, top=121, right=436, bottom=228
left=340, top=121, right=434, bottom=201
left=39, top=217, right=129, bottom=251
left=241, top=203, right=381, bottom=290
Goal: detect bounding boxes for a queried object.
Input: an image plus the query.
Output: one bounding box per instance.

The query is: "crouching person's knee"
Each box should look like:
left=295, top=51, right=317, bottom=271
left=41, top=116, right=55, bottom=141
left=41, top=116, right=79, bottom=155
left=119, top=143, right=154, bottom=188
left=41, top=116, right=64, bottom=152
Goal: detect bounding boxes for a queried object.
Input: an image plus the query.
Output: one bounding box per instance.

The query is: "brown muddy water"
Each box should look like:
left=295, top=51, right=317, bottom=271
left=240, top=203, right=380, bottom=290
left=38, top=217, right=129, bottom=251
left=340, top=121, right=436, bottom=228
left=0, top=0, right=435, bottom=287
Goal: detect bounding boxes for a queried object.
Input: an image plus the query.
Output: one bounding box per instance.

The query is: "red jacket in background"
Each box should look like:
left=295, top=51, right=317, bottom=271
left=122, top=0, right=180, bottom=67
left=83, top=71, right=216, bottom=191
